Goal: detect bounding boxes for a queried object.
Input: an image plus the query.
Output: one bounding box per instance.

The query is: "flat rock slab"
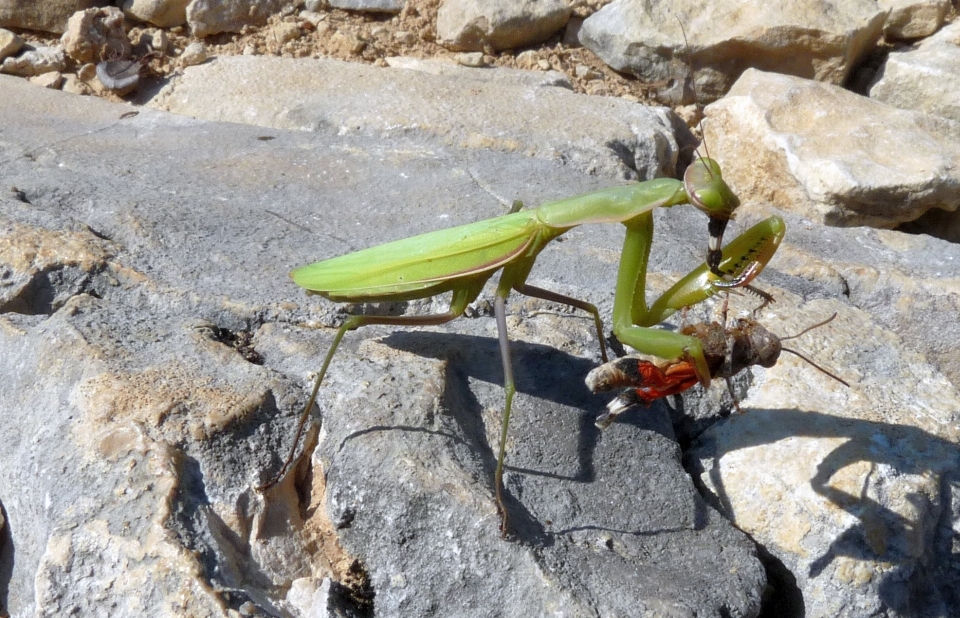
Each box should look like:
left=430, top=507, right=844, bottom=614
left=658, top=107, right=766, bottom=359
left=144, top=55, right=687, bottom=180
left=0, top=74, right=764, bottom=617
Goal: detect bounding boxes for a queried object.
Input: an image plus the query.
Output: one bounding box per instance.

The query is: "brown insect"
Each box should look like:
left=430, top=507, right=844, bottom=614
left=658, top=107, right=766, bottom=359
left=586, top=313, right=849, bottom=428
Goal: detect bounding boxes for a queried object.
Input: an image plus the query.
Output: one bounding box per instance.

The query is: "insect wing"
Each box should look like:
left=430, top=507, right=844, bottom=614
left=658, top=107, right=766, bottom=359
left=291, top=212, right=540, bottom=298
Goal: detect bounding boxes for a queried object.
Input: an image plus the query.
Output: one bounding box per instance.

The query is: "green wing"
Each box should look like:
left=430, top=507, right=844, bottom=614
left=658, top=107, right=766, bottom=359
left=291, top=211, right=540, bottom=300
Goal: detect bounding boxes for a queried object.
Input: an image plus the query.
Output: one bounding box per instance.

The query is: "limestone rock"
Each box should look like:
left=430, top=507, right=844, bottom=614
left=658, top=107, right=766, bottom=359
left=869, top=20, right=960, bottom=122
left=60, top=6, right=131, bottom=64
left=0, top=27, right=22, bottom=61
left=437, top=0, right=572, bottom=52
left=0, top=0, right=108, bottom=34
left=579, top=0, right=887, bottom=104
left=146, top=55, right=689, bottom=180
left=29, top=71, right=64, bottom=88
left=186, top=0, right=288, bottom=38
left=120, top=0, right=189, bottom=28
left=0, top=46, right=67, bottom=76
left=878, top=0, right=949, bottom=40
left=703, top=69, right=960, bottom=234
left=688, top=292, right=960, bottom=618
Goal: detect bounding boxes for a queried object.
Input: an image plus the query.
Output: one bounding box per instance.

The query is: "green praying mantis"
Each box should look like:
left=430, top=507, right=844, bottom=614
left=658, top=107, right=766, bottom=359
left=273, top=157, right=785, bottom=534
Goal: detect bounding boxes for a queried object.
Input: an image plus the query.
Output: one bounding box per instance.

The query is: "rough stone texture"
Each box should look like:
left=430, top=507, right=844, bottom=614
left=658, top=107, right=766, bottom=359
left=0, top=72, right=766, bottom=618
left=178, top=40, right=207, bottom=66
left=0, top=0, right=109, bottom=33
left=704, top=69, right=960, bottom=235
left=28, top=71, right=64, bottom=88
left=0, top=27, right=22, bottom=61
left=60, top=6, right=131, bottom=64
left=186, top=0, right=289, bottom=38
left=877, top=0, right=949, bottom=39
left=688, top=291, right=960, bottom=617
left=437, top=0, right=572, bottom=52
left=120, top=0, right=189, bottom=28
left=0, top=46, right=67, bottom=77
left=869, top=20, right=960, bottom=122
left=145, top=55, right=688, bottom=180
left=329, top=0, right=404, bottom=13
left=579, top=0, right=887, bottom=104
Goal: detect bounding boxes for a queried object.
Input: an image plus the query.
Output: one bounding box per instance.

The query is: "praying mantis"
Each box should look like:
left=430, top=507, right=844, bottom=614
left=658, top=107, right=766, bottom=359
left=276, top=156, right=785, bottom=534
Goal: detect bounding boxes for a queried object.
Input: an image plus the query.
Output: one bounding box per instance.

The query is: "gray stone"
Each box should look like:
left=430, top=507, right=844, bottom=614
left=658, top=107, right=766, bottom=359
left=437, top=0, right=572, bottom=52
left=146, top=55, right=687, bottom=180
left=328, top=0, right=404, bottom=13
left=0, top=72, right=768, bottom=617
left=0, top=46, right=67, bottom=76
left=186, top=0, right=288, bottom=38
left=0, top=0, right=108, bottom=34
left=120, top=0, right=189, bottom=28
left=579, top=0, right=887, bottom=104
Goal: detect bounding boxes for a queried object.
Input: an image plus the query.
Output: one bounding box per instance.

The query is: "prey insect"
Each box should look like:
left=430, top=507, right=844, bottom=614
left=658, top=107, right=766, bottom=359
left=586, top=312, right=850, bottom=428
left=273, top=158, right=785, bottom=534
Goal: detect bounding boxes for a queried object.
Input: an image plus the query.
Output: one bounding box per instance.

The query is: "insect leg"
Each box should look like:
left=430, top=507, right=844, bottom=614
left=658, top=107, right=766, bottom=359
left=513, top=283, right=608, bottom=362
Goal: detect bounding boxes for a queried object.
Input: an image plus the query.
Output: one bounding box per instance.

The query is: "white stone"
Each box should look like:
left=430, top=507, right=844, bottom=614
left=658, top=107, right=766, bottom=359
left=869, top=20, right=960, bottom=122
left=704, top=69, right=960, bottom=230
left=0, top=46, right=67, bottom=76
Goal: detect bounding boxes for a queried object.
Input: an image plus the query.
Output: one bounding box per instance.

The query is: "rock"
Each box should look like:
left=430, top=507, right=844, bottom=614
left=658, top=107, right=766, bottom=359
left=29, top=70, right=63, bottom=88
left=688, top=292, right=960, bottom=618
left=384, top=55, right=573, bottom=89
left=120, top=0, right=189, bottom=28
left=1, top=72, right=770, bottom=618
left=272, top=21, right=301, bottom=44
left=0, top=0, right=108, bottom=34
left=877, top=0, right=949, bottom=40
left=454, top=51, right=485, bottom=67
left=96, top=58, right=141, bottom=93
left=0, top=46, right=67, bottom=76
left=328, top=0, right=404, bottom=13
left=186, top=0, right=288, bottom=38
left=703, top=69, right=960, bottom=233
left=579, top=0, right=887, bottom=104
left=0, top=27, right=22, bottom=61
left=60, top=6, right=131, bottom=64
left=146, top=55, right=688, bottom=180
left=869, top=20, right=960, bottom=122
left=77, top=61, right=96, bottom=80
left=148, top=28, right=168, bottom=52
left=62, top=72, right=94, bottom=94
left=437, top=0, right=572, bottom=52
left=179, top=40, right=207, bottom=67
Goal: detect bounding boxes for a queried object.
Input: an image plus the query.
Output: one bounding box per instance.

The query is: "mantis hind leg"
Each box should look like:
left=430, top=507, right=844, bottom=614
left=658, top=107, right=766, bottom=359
left=493, top=294, right=516, bottom=535
left=259, top=284, right=483, bottom=492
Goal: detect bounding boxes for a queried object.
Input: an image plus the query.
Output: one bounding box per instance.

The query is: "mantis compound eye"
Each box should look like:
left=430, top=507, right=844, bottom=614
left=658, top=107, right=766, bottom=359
left=684, top=158, right=740, bottom=219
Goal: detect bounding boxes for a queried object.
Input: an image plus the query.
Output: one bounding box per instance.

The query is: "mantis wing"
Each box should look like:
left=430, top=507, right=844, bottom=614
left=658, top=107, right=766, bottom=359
left=291, top=211, right=541, bottom=300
